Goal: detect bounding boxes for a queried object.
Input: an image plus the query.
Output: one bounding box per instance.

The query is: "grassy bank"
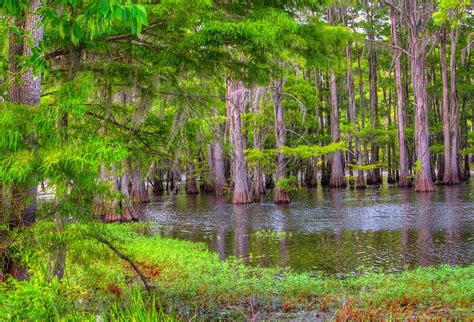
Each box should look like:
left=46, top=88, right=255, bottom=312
left=1, top=222, right=473, bottom=320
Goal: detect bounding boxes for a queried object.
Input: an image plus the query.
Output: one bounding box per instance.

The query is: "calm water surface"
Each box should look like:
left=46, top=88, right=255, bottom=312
left=141, top=180, right=474, bottom=275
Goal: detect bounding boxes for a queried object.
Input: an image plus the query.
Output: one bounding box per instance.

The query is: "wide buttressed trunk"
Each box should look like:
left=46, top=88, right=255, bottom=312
left=272, top=79, right=290, bottom=204
left=329, top=71, right=346, bottom=188
left=226, top=79, right=251, bottom=204
left=407, top=2, right=434, bottom=192
left=391, top=7, right=412, bottom=188
left=129, top=165, right=150, bottom=203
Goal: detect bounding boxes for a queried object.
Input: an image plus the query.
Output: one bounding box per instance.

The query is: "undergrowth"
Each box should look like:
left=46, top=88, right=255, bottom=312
left=0, top=222, right=472, bottom=320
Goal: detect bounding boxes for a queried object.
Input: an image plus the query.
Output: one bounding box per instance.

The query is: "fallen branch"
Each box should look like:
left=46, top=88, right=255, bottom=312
left=93, top=236, right=153, bottom=293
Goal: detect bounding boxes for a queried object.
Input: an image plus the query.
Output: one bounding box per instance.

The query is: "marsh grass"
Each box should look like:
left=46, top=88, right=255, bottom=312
left=1, top=222, right=472, bottom=320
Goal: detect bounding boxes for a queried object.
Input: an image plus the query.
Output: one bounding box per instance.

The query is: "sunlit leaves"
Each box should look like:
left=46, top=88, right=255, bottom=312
left=42, top=1, right=149, bottom=46
left=282, top=142, right=346, bottom=159
left=0, top=150, right=35, bottom=183
left=57, top=73, right=95, bottom=115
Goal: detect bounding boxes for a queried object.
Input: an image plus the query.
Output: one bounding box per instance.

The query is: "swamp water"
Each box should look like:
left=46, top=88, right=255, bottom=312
left=141, top=180, right=473, bottom=275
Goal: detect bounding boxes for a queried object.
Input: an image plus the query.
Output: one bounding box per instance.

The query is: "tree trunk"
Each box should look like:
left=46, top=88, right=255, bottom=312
left=119, top=171, right=138, bottom=222
left=20, top=0, right=43, bottom=106
left=307, top=158, right=318, bottom=188
left=226, top=79, right=251, bottom=204
left=152, top=169, right=165, bottom=195
left=407, top=1, right=435, bottom=192
left=391, top=8, right=411, bottom=188
left=129, top=165, right=150, bottom=203
left=356, top=44, right=372, bottom=185
left=272, top=79, right=290, bottom=203
left=439, top=23, right=453, bottom=184
left=201, top=145, right=215, bottom=193
left=368, top=42, right=381, bottom=185
left=329, top=70, right=346, bottom=188
left=449, top=25, right=460, bottom=184
left=6, top=0, right=44, bottom=233
left=94, top=166, right=120, bottom=222
left=251, top=87, right=266, bottom=202
left=8, top=17, right=22, bottom=103
left=186, top=162, right=199, bottom=195
left=265, top=173, right=275, bottom=190
left=213, top=140, right=226, bottom=196
left=347, top=44, right=365, bottom=189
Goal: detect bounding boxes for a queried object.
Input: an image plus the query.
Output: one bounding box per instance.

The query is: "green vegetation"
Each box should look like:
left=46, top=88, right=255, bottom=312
left=0, top=0, right=473, bottom=319
left=1, top=222, right=472, bottom=320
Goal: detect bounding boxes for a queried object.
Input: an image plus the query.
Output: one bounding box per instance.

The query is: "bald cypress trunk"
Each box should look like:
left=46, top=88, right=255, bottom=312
left=347, top=44, right=365, bottom=189
left=449, top=25, right=460, bottom=184
left=201, top=145, right=215, bottom=193
left=227, top=80, right=251, bottom=204
left=8, top=0, right=44, bottom=231
left=213, top=140, right=226, bottom=196
left=440, top=23, right=453, bottom=184
left=272, top=79, right=291, bottom=203
left=391, top=8, right=411, bottom=188
left=186, top=162, right=199, bottom=195
left=407, top=0, right=435, bottom=192
left=368, top=43, right=381, bottom=185
left=129, top=166, right=150, bottom=204
left=119, top=170, right=138, bottom=222
left=251, top=88, right=265, bottom=202
left=329, top=70, right=346, bottom=188
left=356, top=45, right=371, bottom=185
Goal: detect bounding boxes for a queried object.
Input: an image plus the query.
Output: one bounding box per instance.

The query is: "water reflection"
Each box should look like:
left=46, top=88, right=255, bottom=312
left=234, top=205, right=249, bottom=264
left=142, top=180, right=474, bottom=275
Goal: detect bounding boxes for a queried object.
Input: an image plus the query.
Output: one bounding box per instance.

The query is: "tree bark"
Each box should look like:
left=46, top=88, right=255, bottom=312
left=129, top=165, right=150, bottom=203
left=7, top=0, right=44, bottom=232
left=20, top=0, right=43, bottom=105
left=391, top=7, right=412, bottom=188
left=407, top=0, right=435, bottom=192
left=347, top=44, right=365, bottom=189
left=213, top=140, right=226, bottom=196
left=368, top=42, right=381, bottom=185
left=449, top=25, right=460, bottom=184
left=152, top=169, right=165, bottom=195
left=439, top=22, right=453, bottom=184
left=329, top=70, right=346, bottom=188
left=226, top=79, right=251, bottom=204
left=201, top=145, right=215, bottom=193
left=272, top=79, right=291, bottom=203
left=356, top=44, right=371, bottom=185
left=251, top=87, right=266, bottom=202
left=185, top=162, right=199, bottom=195
left=119, top=171, right=138, bottom=222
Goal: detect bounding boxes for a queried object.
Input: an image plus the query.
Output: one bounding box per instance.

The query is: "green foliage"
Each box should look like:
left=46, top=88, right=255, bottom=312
left=244, top=148, right=277, bottom=169
left=275, top=176, right=298, bottom=192
left=347, top=163, right=383, bottom=171
left=1, top=222, right=472, bottom=320
left=282, top=142, right=346, bottom=159
left=414, top=160, right=422, bottom=174
left=430, top=144, right=444, bottom=154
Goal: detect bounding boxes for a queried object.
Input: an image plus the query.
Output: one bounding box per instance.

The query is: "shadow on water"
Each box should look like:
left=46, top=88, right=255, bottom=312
left=143, top=180, right=474, bottom=275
